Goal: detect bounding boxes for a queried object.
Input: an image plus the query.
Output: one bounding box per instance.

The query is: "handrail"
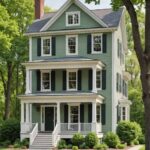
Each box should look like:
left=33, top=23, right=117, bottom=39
left=52, top=123, right=60, bottom=147
left=30, top=123, right=38, bottom=145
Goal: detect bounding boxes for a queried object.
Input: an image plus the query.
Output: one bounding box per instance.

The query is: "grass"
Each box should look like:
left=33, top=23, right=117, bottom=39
left=139, top=145, right=145, bottom=150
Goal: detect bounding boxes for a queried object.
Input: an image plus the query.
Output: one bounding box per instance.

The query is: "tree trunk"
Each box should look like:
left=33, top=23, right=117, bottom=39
left=4, top=62, right=13, bottom=120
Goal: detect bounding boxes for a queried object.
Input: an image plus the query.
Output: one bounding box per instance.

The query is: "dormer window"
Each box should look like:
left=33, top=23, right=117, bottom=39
left=41, top=37, right=51, bottom=56
left=66, top=11, right=80, bottom=26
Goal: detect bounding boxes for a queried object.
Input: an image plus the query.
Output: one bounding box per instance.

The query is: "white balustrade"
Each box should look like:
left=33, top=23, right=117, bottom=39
left=52, top=124, right=60, bottom=147
left=30, top=123, right=38, bottom=145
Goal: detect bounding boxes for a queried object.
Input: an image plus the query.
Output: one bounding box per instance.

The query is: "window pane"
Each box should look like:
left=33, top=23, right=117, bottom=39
left=97, top=105, right=101, bottom=123
left=96, top=71, right=101, bottom=88
left=68, top=37, right=76, bottom=54
left=74, top=14, right=79, bottom=24
left=43, top=39, right=51, bottom=54
left=68, top=72, right=77, bottom=90
left=68, top=15, right=73, bottom=24
left=93, top=35, right=102, bottom=52
left=42, top=72, right=50, bottom=90
left=70, top=106, right=79, bottom=123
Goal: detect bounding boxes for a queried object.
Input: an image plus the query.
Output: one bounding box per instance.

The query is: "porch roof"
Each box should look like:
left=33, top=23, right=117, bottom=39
left=22, top=57, right=105, bottom=70
left=18, top=92, right=104, bottom=104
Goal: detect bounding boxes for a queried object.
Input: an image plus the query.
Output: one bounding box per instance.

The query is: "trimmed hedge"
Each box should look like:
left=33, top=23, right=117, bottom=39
left=72, top=133, right=84, bottom=146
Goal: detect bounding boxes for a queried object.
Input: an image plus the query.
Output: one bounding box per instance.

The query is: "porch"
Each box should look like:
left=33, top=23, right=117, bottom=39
left=19, top=93, right=104, bottom=146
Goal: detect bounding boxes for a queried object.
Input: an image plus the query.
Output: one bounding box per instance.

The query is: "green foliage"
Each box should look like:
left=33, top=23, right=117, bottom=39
left=103, top=132, right=120, bottom=148
left=72, top=146, right=78, bottom=150
left=67, top=144, right=73, bottom=149
left=85, top=132, right=99, bottom=148
left=117, top=121, right=142, bottom=145
left=44, top=5, right=55, bottom=13
left=0, top=119, right=20, bottom=143
left=138, top=134, right=145, bottom=144
left=133, top=139, right=139, bottom=145
left=94, top=143, right=108, bottom=150
left=57, top=139, right=67, bottom=149
left=0, top=140, right=11, bottom=147
left=116, top=143, right=126, bottom=149
left=72, top=133, right=84, bottom=146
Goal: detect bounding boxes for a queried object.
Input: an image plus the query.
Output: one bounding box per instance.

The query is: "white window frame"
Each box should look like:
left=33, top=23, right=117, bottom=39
left=41, top=37, right=52, bottom=56
left=66, top=35, right=78, bottom=55
left=66, top=11, right=80, bottom=26
left=67, top=70, right=78, bottom=91
left=92, top=34, right=103, bottom=54
left=96, top=70, right=102, bottom=90
left=41, top=70, right=51, bottom=92
left=69, top=105, right=80, bottom=123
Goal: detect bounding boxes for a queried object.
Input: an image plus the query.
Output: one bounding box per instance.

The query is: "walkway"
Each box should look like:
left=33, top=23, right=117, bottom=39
left=128, top=145, right=143, bottom=150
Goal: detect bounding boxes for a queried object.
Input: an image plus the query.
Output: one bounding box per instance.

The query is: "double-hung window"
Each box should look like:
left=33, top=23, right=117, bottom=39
left=92, top=34, right=102, bottom=53
left=42, top=37, right=51, bottom=56
left=96, top=105, right=101, bottom=123
left=96, top=70, right=102, bottom=89
left=121, top=107, right=127, bottom=120
left=67, top=71, right=77, bottom=91
left=41, top=71, right=51, bottom=91
left=70, top=106, right=79, bottom=123
left=66, top=11, right=80, bottom=26
left=66, top=35, right=78, bottom=55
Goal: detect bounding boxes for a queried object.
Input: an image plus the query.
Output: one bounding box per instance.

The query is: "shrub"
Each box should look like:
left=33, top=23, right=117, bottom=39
left=79, top=143, right=87, bottom=149
left=0, top=140, right=11, bottom=147
left=138, top=134, right=145, bottom=144
left=72, top=146, right=78, bottom=150
left=85, top=132, right=99, bottom=148
left=0, top=119, right=20, bottom=143
left=72, top=133, right=84, bottom=146
left=103, top=132, right=120, bottom=148
left=94, top=143, right=108, bottom=150
left=57, top=139, right=67, bottom=149
left=133, top=139, right=139, bottom=145
left=116, top=143, right=126, bottom=149
left=117, top=121, right=142, bottom=145
left=67, top=144, right=73, bottom=149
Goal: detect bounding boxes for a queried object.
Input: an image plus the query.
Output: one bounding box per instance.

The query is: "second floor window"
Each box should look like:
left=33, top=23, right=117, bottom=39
left=92, top=34, right=102, bottom=53
left=66, top=11, right=80, bottom=26
left=66, top=35, right=78, bottom=55
left=67, top=71, right=77, bottom=91
left=42, top=37, right=51, bottom=56
left=41, top=71, right=51, bottom=91
left=96, top=70, right=102, bottom=89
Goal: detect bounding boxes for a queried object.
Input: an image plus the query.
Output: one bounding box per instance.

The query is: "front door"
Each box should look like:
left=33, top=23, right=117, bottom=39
left=45, top=107, right=54, bottom=131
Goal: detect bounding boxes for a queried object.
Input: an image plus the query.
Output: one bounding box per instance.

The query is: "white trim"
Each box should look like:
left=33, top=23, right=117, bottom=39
left=30, top=104, right=32, bottom=123
left=29, top=37, right=32, bottom=61
left=92, top=67, right=97, bottom=93
left=41, top=37, right=52, bottom=56
left=21, top=102, right=24, bottom=123
left=40, top=70, right=51, bottom=92
left=92, top=33, right=103, bottom=54
left=67, top=69, right=78, bottom=91
left=66, top=35, right=78, bottom=55
left=66, top=11, right=80, bottom=26
left=40, top=0, right=107, bottom=31
left=25, top=28, right=117, bottom=37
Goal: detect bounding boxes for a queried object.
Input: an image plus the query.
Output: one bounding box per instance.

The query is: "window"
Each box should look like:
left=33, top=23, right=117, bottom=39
left=42, top=37, right=51, bottom=56
left=96, top=70, right=102, bottom=89
left=66, top=11, right=80, bottom=26
left=97, top=105, right=101, bottom=123
left=41, top=71, right=51, bottom=91
left=121, top=107, right=127, bottom=120
left=70, top=106, right=79, bottom=123
left=92, top=34, right=102, bottom=53
left=67, top=71, right=77, bottom=91
left=66, top=35, right=78, bottom=55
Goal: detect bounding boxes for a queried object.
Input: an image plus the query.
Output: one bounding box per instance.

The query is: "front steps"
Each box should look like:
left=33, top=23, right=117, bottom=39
left=30, top=133, right=53, bottom=150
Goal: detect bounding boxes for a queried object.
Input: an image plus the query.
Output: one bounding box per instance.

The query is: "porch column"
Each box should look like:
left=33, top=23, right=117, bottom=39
left=21, top=102, right=24, bottom=123
left=57, top=102, right=60, bottom=124
left=26, top=103, right=30, bottom=123
left=26, top=69, right=31, bottom=94
left=92, top=102, right=97, bottom=132
left=29, top=104, right=32, bottom=122
left=92, top=67, right=97, bottom=93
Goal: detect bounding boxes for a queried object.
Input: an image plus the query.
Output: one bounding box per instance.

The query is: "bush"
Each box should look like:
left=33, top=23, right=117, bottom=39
left=103, top=132, right=120, bottom=148
left=117, top=121, right=142, bottom=145
left=72, top=146, right=78, bottom=150
left=85, top=132, right=99, bottom=148
left=0, top=119, right=20, bottom=143
left=0, top=140, right=11, bottom=147
left=79, top=143, right=87, bottom=149
left=116, top=143, right=126, bottom=149
left=72, top=133, right=84, bottom=146
left=57, top=139, right=67, bottom=149
left=67, top=144, right=73, bottom=149
left=21, top=138, right=29, bottom=148
left=94, top=143, right=108, bottom=150
left=133, top=139, right=139, bottom=145
left=138, top=134, right=145, bottom=144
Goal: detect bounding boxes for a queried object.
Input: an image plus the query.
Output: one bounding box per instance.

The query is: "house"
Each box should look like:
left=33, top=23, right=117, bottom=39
left=19, top=0, right=131, bottom=149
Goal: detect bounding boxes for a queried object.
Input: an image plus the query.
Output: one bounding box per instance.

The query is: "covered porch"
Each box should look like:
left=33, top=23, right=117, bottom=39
left=19, top=93, right=104, bottom=145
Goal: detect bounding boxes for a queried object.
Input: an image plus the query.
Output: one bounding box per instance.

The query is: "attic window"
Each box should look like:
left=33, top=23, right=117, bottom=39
left=66, top=11, right=80, bottom=26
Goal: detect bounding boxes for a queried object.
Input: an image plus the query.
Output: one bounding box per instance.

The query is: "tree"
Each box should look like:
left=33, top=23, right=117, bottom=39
left=44, top=5, right=54, bottom=13
left=85, top=0, right=150, bottom=149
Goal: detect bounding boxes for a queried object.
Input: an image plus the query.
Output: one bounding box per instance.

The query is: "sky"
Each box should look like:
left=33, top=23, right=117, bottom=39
left=45, top=0, right=111, bottom=10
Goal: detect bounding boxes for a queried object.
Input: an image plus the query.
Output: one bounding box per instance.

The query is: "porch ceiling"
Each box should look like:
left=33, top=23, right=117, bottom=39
left=18, top=92, right=104, bottom=104
left=22, top=57, right=105, bottom=70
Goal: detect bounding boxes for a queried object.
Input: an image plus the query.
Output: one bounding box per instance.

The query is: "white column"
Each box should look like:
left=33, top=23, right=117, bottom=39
left=92, top=67, right=97, bottom=93
left=29, top=37, right=32, bottom=61
left=26, top=103, right=29, bottom=123
left=30, top=104, right=32, bottom=123
left=92, top=102, right=97, bottom=132
left=57, top=102, right=60, bottom=124
left=21, top=102, right=24, bottom=123
left=26, top=69, right=30, bottom=94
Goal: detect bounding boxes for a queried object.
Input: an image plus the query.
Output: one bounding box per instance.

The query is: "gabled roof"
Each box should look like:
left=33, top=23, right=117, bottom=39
left=27, top=4, right=124, bottom=33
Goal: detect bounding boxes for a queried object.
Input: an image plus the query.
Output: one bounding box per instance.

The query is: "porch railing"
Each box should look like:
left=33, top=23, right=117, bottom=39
left=21, top=123, right=36, bottom=134
left=52, top=123, right=60, bottom=147
left=29, top=123, right=38, bottom=145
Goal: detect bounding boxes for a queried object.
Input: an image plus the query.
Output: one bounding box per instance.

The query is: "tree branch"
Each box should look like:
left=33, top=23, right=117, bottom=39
left=0, top=69, right=7, bottom=96
left=122, top=0, right=144, bottom=69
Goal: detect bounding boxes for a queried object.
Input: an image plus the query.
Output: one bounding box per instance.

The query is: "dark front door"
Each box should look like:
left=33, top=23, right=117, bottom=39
left=45, top=107, right=54, bottom=131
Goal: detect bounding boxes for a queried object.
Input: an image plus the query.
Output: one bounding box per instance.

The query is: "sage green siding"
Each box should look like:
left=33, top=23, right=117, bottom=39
left=48, top=4, right=101, bottom=31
